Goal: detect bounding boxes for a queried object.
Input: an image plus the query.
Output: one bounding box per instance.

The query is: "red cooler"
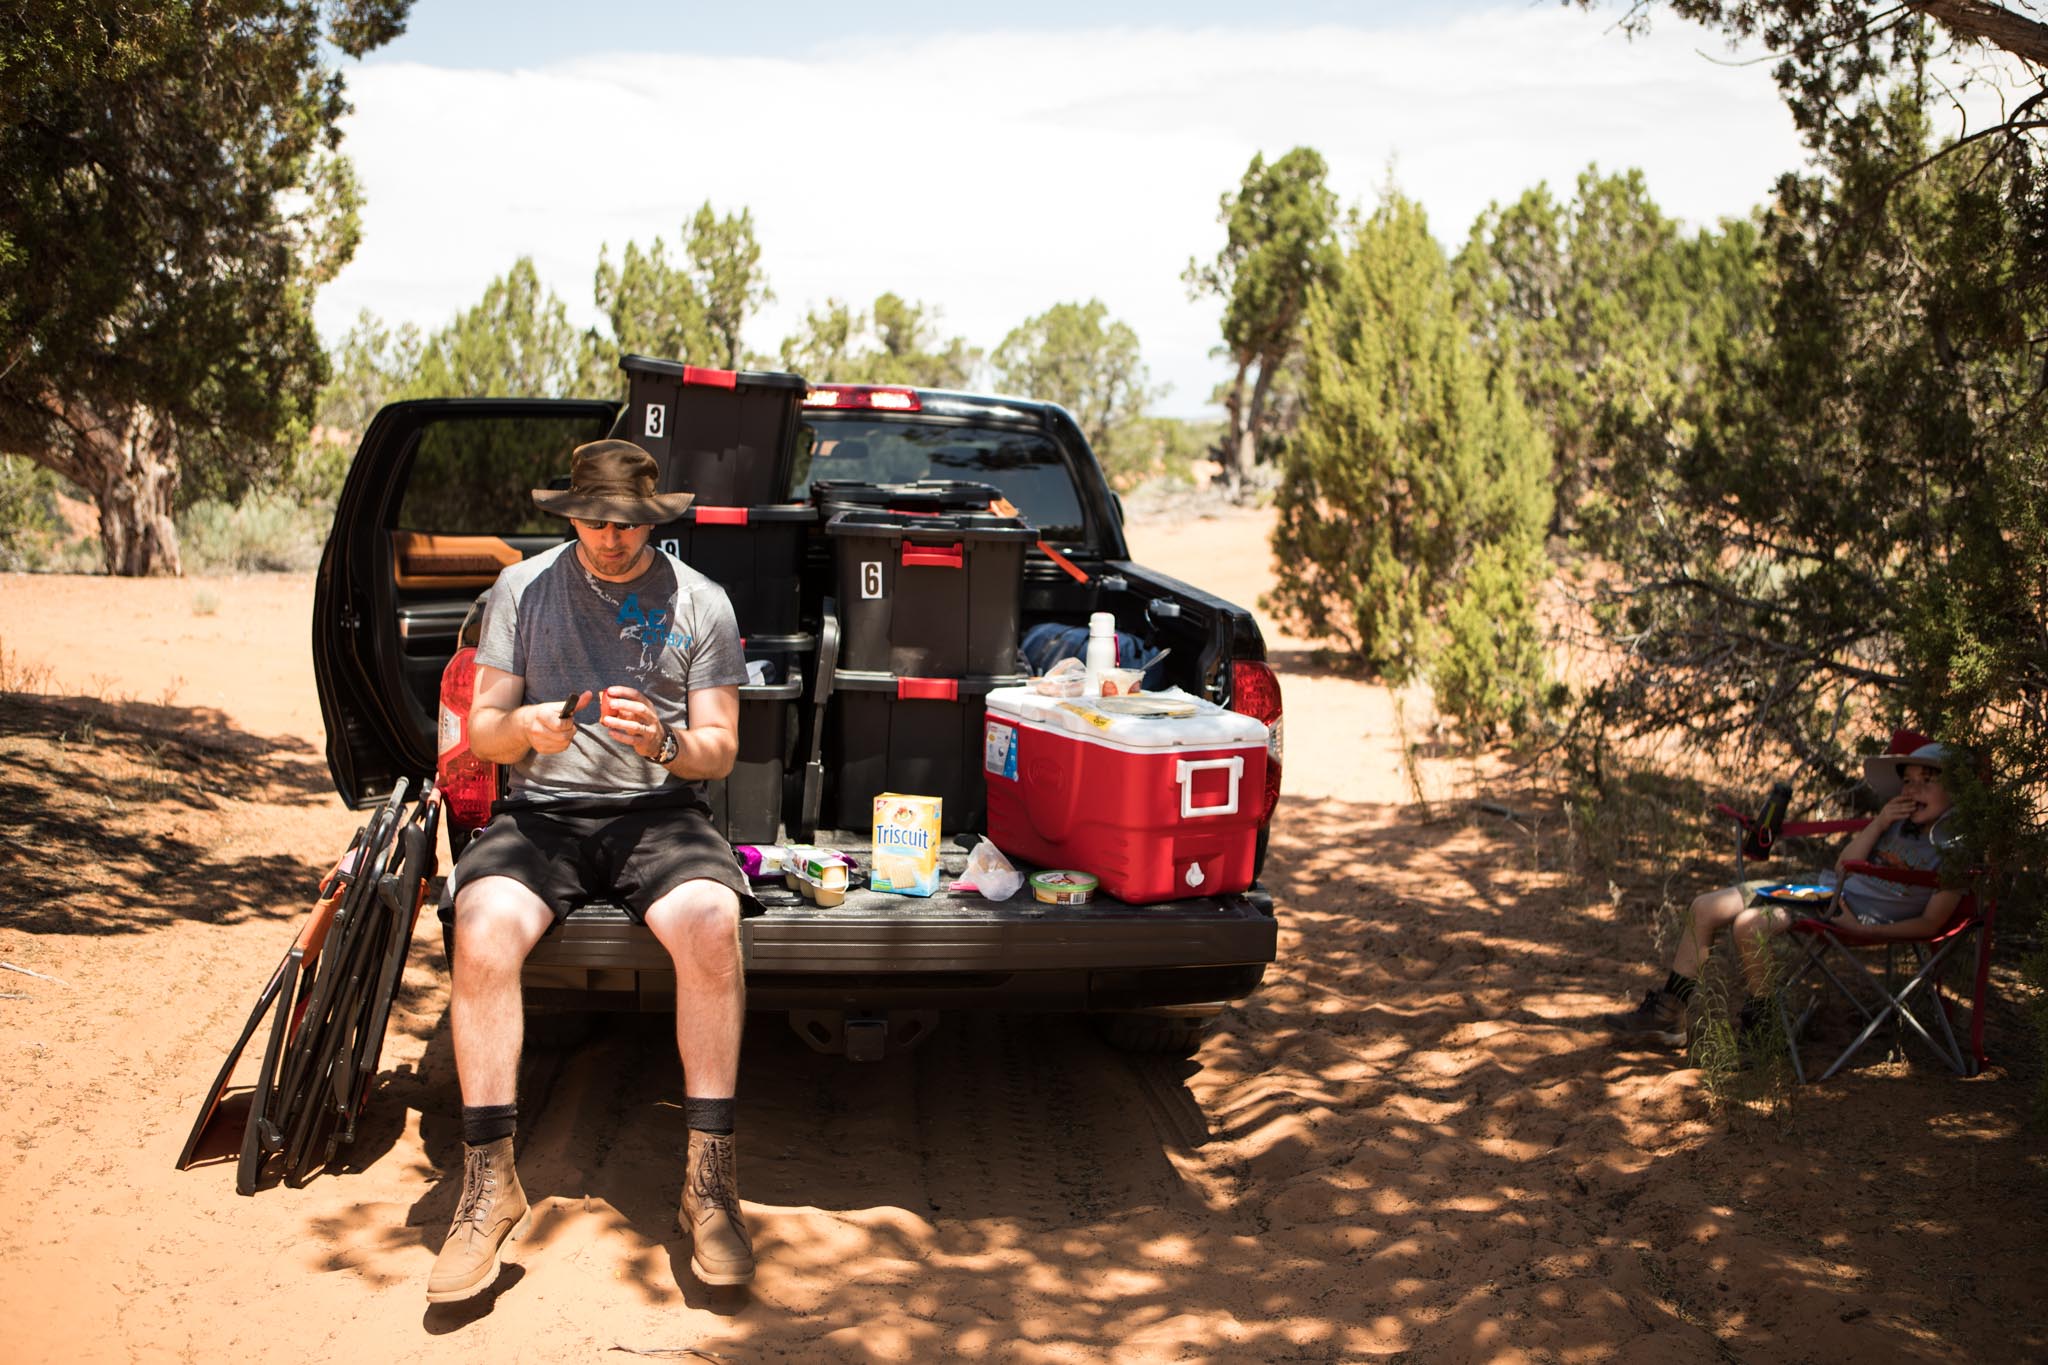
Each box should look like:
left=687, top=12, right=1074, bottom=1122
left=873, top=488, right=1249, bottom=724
left=983, top=686, right=1271, bottom=903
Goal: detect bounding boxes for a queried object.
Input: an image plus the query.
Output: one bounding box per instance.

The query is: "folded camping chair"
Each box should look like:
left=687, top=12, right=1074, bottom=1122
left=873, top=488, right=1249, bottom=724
left=1715, top=794, right=1997, bottom=1082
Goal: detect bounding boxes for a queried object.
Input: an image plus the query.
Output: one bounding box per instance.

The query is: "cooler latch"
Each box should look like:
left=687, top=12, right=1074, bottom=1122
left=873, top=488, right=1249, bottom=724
left=1176, top=756, right=1244, bottom=818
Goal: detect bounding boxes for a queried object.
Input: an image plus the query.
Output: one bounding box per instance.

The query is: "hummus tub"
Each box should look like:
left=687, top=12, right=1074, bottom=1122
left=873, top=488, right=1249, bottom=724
left=984, top=687, right=1270, bottom=904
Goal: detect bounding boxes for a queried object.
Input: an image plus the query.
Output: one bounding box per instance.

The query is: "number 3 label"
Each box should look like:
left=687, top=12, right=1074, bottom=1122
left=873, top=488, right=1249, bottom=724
left=860, top=561, right=883, bottom=599
left=644, top=402, right=666, bottom=438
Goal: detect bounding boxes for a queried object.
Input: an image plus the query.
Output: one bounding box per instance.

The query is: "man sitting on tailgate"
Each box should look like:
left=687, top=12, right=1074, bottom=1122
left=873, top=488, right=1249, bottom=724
left=428, top=439, right=760, bottom=1302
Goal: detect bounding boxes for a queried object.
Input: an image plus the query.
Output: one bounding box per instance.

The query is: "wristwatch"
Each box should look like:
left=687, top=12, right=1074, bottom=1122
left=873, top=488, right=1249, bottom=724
left=655, top=723, right=679, bottom=766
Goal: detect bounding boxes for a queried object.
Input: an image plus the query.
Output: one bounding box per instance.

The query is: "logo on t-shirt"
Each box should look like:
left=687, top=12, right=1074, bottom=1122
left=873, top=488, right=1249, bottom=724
left=616, top=593, right=692, bottom=652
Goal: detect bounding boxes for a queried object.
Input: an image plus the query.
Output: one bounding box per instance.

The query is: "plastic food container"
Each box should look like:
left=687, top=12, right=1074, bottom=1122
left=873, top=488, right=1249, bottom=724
left=1029, top=870, right=1098, bottom=905
left=1098, top=668, right=1145, bottom=697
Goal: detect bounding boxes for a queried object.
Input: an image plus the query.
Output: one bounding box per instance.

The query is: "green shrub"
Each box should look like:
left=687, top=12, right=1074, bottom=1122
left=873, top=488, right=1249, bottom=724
left=1432, top=541, right=1549, bottom=738
left=176, top=494, right=326, bottom=573
left=1269, top=184, right=1551, bottom=739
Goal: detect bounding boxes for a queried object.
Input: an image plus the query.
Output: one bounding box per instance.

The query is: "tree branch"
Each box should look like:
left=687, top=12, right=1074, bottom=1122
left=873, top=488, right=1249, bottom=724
left=1909, top=0, right=2048, bottom=67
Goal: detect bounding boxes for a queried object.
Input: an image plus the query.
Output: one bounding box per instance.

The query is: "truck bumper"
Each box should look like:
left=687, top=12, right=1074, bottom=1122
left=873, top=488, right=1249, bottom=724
left=519, top=883, right=1277, bottom=1013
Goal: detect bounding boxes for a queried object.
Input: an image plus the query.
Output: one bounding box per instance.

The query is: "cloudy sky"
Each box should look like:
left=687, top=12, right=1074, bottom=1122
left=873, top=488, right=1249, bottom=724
left=318, top=2, right=1921, bottom=415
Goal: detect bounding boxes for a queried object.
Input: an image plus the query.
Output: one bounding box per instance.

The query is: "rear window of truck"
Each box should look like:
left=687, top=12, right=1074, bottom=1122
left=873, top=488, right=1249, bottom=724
left=793, top=420, right=1088, bottom=543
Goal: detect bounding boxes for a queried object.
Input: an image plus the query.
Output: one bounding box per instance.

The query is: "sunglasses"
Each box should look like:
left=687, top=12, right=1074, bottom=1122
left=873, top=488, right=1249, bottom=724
left=571, top=518, right=650, bottom=532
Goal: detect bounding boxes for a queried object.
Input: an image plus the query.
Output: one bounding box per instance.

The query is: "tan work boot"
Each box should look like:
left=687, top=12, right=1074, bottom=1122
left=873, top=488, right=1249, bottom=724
left=427, top=1136, right=530, bottom=1303
left=679, top=1129, right=754, bottom=1285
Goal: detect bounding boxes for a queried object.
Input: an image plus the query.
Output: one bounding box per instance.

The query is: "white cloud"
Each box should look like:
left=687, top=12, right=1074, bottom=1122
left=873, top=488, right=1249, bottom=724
left=319, top=7, right=1898, bottom=416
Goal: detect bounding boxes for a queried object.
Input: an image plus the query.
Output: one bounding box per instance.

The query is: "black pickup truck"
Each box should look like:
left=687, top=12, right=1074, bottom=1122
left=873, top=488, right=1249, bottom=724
left=313, top=374, right=1283, bottom=1058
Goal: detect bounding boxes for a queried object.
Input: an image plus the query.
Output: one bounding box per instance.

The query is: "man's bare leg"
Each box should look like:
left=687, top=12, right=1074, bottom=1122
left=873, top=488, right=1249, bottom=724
left=644, top=878, right=745, bottom=1093
left=428, top=875, right=551, bottom=1305
left=450, top=875, right=554, bottom=1104
left=645, top=879, right=752, bottom=1284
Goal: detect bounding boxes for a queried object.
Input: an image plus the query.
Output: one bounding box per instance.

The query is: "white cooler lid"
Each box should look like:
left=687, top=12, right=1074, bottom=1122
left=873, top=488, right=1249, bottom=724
left=986, top=685, right=1269, bottom=749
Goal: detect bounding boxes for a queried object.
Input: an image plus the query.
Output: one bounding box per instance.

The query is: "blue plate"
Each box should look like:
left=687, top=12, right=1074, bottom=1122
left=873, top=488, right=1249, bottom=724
left=1757, top=883, right=1835, bottom=906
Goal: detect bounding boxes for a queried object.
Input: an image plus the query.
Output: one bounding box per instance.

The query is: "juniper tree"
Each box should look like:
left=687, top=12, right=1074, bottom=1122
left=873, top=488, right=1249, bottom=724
left=0, top=0, right=409, bottom=575
left=1270, top=187, right=1552, bottom=734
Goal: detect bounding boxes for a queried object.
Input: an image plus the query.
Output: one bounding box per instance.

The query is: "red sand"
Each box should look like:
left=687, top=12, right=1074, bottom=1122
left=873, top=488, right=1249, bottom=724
left=0, top=507, right=2038, bottom=1363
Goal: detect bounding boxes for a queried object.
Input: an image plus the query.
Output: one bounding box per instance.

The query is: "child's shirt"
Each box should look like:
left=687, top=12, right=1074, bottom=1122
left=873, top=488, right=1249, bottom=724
left=1838, top=812, right=1958, bottom=923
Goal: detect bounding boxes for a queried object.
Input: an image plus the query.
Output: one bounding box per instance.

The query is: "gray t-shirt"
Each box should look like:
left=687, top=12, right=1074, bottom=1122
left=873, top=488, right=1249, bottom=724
left=474, top=541, right=746, bottom=804
left=1837, top=812, right=1959, bottom=923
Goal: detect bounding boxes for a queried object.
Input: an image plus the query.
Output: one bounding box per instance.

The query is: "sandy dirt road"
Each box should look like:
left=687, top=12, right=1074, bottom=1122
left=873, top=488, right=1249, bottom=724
left=0, top=507, right=2040, bottom=1363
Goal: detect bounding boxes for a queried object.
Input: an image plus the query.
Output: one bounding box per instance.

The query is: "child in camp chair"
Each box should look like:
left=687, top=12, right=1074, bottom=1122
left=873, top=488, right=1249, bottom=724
left=1602, top=743, right=1966, bottom=1048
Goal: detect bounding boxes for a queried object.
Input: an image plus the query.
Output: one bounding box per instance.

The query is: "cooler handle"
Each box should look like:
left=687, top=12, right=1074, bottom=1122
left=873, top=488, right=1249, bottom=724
left=695, top=505, right=749, bottom=526
left=901, top=541, right=964, bottom=570
left=1176, top=756, right=1244, bottom=819
left=898, top=677, right=959, bottom=701
left=682, top=365, right=738, bottom=389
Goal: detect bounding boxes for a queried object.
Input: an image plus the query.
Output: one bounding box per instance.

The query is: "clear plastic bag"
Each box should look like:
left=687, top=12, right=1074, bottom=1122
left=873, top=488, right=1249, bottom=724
left=950, top=836, right=1024, bottom=901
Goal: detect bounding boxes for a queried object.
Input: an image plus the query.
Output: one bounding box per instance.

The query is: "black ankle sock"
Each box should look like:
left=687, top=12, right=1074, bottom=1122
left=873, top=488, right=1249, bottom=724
left=684, top=1097, right=735, bottom=1135
left=1665, top=971, right=1697, bottom=1002
left=463, top=1103, right=517, bottom=1146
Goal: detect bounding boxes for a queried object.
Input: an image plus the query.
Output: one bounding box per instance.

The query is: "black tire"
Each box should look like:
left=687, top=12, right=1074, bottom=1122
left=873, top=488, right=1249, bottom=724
left=1091, top=1011, right=1217, bottom=1057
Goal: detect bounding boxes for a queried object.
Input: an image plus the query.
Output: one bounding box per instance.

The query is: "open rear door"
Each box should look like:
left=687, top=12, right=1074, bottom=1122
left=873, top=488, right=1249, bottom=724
left=313, top=398, right=619, bottom=807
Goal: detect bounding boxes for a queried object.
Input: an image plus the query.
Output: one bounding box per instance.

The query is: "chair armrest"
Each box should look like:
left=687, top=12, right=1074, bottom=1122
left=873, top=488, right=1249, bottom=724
left=1783, top=818, right=1868, bottom=837
left=1839, top=860, right=1988, bottom=889
left=1840, top=860, right=1941, bottom=887
left=1712, top=805, right=1867, bottom=839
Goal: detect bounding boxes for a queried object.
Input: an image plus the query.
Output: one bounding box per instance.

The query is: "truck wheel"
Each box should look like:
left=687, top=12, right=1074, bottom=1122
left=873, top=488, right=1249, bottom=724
left=1091, top=1011, right=1217, bottom=1057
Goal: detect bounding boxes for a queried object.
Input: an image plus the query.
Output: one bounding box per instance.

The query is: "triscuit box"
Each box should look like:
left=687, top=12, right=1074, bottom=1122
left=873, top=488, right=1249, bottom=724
left=871, top=793, right=943, bottom=896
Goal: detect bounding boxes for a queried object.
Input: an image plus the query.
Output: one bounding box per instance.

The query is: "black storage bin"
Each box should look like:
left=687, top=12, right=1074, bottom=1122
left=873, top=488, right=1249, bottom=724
left=654, top=503, right=816, bottom=636
left=826, top=508, right=1036, bottom=676
left=825, top=670, right=1023, bottom=834
left=742, top=631, right=814, bottom=689
left=705, top=678, right=801, bottom=844
left=812, top=479, right=1004, bottom=515
left=620, top=353, right=809, bottom=504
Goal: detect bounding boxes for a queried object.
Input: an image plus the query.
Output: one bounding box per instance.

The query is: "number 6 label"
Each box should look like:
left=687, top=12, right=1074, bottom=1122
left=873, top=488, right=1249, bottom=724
left=860, top=561, right=883, bottom=599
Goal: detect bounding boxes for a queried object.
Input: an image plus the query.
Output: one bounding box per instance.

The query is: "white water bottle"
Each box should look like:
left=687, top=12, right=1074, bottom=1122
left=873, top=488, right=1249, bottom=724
left=1083, top=611, right=1117, bottom=696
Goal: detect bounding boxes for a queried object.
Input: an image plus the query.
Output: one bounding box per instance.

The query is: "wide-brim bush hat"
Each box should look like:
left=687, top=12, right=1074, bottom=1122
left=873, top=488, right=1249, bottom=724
left=1865, top=742, right=1953, bottom=799
left=531, top=440, right=693, bottom=524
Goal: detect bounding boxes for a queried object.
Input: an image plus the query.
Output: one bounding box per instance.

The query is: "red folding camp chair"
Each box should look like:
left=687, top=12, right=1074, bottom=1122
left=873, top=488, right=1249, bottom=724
left=1712, top=733, right=1997, bottom=1082
left=1775, top=859, right=1995, bottom=1081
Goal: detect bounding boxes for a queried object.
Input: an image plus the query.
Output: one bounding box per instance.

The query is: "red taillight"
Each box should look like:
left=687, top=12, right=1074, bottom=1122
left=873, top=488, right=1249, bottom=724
left=437, top=646, right=497, bottom=837
left=803, top=384, right=923, bottom=412
left=1229, top=660, right=1283, bottom=825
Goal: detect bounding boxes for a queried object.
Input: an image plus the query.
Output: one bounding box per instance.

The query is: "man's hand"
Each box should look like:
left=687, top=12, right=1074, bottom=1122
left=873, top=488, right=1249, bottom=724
left=523, top=691, right=590, bottom=755
left=599, top=684, right=670, bottom=760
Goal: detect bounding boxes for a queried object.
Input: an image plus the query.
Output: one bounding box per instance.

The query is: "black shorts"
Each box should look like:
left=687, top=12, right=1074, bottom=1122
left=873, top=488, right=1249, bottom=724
left=449, top=796, right=763, bottom=924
